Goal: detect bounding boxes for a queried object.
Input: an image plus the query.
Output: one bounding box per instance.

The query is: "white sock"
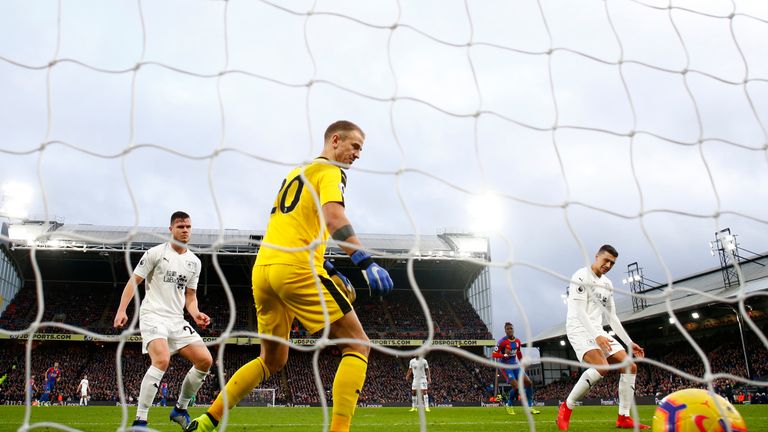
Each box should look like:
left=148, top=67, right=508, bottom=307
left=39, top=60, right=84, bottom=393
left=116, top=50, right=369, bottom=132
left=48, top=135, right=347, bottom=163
left=423, top=394, right=429, bottom=408
left=618, top=373, right=636, bottom=416
left=176, top=367, right=208, bottom=410
left=412, top=395, right=417, bottom=408
left=566, top=368, right=603, bottom=409
left=136, top=366, right=165, bottom=421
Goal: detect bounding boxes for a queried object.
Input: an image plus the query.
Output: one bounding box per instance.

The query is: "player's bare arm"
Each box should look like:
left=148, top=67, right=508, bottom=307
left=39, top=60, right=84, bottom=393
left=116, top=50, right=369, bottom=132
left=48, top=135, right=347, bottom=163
left=185, top=288, right=210, bottom=330
left=114, top=274, right=144, bottom=328
left=323, top=201, right=393, bottom=293
left=323, top=202, right=361, bottom=254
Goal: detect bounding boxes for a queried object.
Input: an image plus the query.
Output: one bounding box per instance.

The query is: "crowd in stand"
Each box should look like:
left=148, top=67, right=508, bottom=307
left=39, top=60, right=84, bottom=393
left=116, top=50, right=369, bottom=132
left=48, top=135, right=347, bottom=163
left=1, top=282, right=766, bottom=407
left=1, top=338, right=767, bottom=406
left=287, top=292, right=491, bottom=340
left=0, top=282, right=498, bottom=406
left=0, top=343, right=493, bottom=405
left=1, top=284, right=490, bottom=340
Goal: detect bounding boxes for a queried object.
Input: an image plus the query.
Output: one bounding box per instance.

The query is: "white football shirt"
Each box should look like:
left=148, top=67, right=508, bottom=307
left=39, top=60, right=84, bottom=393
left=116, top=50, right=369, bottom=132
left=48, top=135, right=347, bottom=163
left=565, top=266, right=616, bottom=337
left=134, top=242, right=201, bottom=320
left=79, top=378, right=89, bottom=394
left=409, top=358, right=429, bottom=383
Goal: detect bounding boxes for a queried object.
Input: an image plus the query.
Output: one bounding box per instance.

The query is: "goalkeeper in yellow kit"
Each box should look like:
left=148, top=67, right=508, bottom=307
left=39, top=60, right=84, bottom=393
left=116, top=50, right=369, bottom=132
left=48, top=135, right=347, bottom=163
left=186, top=120, right=393, bottom=432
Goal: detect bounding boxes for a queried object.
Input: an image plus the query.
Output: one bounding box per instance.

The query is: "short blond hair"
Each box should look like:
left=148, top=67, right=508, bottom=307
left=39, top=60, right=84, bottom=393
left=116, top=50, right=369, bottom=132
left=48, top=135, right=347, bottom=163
left=324, top=120, right=365, bottom=142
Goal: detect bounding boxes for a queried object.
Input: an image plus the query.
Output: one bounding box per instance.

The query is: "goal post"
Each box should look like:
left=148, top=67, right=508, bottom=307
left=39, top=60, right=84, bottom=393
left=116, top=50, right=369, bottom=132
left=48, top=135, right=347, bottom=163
left=243, top=388, right=276, bottom=407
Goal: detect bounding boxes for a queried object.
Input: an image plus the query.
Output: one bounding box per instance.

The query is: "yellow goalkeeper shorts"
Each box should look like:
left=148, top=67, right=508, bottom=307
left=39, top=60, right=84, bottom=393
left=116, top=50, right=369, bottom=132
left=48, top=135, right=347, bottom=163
left=252, top=264, right=353, bottom=337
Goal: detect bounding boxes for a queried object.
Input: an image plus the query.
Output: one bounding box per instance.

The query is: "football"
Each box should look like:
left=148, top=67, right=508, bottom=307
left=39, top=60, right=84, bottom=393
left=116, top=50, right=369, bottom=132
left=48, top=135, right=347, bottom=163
left=652, top=388, right=747, bottom=432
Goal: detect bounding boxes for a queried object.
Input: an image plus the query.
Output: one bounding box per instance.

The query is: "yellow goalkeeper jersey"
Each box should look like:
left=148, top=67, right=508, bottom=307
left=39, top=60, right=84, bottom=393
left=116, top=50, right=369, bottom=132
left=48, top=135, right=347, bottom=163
left=255, top=157, right=346, bottom=269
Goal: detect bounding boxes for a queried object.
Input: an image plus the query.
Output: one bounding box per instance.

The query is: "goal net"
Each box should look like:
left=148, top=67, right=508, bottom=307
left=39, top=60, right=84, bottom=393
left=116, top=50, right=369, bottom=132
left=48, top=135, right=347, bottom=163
left=0, top=0, right=767, bottom=431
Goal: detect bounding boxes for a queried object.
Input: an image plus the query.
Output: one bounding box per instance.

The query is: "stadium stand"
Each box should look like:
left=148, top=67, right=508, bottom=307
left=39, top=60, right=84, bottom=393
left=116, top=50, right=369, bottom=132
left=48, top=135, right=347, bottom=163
left=0, top=342, right=496, bottom=406
left=0, top=282, right=496, bottom=405
left=2, top=336, right=763, bottom=406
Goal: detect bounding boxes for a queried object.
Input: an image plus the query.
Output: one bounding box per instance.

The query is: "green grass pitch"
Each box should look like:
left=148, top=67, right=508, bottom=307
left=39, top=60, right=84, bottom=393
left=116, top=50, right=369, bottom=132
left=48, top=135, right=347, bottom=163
left=0, top=405, right=766, bottom=431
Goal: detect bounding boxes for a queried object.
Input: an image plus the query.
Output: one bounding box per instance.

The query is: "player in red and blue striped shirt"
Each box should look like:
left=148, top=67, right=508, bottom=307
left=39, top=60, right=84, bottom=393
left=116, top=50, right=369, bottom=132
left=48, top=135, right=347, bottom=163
left=40, top=361, right=61, bottom=405
left=493, top=322, right=539, bottom=415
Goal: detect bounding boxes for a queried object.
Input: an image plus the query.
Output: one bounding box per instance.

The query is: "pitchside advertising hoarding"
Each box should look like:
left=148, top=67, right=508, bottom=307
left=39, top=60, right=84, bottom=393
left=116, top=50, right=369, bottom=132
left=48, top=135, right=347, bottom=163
left=0, top=333, right=496, bottom=347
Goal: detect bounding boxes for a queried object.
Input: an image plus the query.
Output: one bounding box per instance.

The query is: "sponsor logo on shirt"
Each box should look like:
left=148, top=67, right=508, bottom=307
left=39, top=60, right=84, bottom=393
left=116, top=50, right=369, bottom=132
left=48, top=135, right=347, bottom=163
left=163, top=271, right=189, bottom=290
left=594, top=292, right=610, bottom=307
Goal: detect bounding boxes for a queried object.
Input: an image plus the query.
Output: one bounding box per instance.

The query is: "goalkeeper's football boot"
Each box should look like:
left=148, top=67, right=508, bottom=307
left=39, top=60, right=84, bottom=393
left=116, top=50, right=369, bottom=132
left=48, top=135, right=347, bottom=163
left=556, top=402, right=572, bottom=430
left=185, top=414, right=216, bottom=432
left=170, top=406, right=191, bottom=429
left=616, top=414, right=650, bottom=429
left=131, top=419, right=149, bottom=430
left=529, top=407, right=541, bottom=414
left=505, top=404, right=516, bottom=415
left=409, top=407, right=417, bottom=412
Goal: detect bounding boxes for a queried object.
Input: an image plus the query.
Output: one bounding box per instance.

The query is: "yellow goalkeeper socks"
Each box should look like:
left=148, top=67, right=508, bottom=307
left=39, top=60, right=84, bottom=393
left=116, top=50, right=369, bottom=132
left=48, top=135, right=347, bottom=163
left=209, top=357, right=270, bottom=421
left=330, top=352, right=368, bottom=432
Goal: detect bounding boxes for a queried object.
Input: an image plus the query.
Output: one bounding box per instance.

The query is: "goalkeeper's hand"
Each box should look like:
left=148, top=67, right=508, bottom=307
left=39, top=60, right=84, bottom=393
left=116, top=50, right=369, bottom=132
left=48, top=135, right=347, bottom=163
left=323, top=259, right=356, bottom=302
left=350, top=250, right=393, bottom=295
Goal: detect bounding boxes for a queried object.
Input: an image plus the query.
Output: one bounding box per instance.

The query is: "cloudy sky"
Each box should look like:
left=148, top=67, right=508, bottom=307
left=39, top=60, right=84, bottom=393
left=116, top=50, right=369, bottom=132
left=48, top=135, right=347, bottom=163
left=1, top=0, right=767, bottom=341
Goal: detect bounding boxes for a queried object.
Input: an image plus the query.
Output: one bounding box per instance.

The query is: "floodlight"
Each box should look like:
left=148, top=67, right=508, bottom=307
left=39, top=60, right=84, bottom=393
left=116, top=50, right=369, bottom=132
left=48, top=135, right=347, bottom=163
left=468, top=192, right=503, bottom=234
left=0, top=182, right=33, bottom=219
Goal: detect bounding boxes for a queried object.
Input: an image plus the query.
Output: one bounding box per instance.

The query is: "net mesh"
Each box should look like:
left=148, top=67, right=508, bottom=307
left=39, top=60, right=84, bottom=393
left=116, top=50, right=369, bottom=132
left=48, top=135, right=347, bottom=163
left=0, top=0, right=767, bottom=431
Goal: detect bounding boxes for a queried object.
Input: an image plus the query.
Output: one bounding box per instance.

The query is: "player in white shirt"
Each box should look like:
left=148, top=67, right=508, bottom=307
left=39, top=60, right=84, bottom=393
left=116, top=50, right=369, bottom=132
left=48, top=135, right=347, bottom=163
left=556, top=245, right=649, bottom=431
left=405, top=357, right=431, bottom=412
left=76, top=374, right=90, bottom=406
left=114, top=211, right=213, bottom=430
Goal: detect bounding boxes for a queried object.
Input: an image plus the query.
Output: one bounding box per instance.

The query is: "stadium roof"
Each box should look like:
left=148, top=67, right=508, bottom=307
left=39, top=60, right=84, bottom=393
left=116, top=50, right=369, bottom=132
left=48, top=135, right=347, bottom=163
left=6, top=221, right=489, bottom=258
left=4, top=221, right=491, bottom=294
left=531, top=254, right=768, bottom=344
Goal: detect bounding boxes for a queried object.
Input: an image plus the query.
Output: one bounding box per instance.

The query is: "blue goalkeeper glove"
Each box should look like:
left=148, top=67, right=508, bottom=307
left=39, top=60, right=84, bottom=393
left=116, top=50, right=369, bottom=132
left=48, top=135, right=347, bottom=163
left=350, top=250, right=393, bottom=295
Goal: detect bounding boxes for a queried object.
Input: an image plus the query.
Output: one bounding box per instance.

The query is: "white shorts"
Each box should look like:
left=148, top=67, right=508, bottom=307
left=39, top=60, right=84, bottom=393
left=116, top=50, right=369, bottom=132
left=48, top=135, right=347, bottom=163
left=412, top=380, right=428, bottom=391
left=80, top=391, right=87, bottom=397
left=140, top=314, right=203, bottom=354
left=568, top=330, right=624, bottom=362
